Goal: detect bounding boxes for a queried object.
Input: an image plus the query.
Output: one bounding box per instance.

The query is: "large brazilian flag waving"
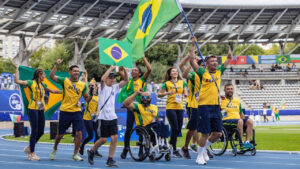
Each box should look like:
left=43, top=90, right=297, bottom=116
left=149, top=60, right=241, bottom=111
left=125, top=0, right=182, bottom=62
left=19, top=66, right=70, bottom=119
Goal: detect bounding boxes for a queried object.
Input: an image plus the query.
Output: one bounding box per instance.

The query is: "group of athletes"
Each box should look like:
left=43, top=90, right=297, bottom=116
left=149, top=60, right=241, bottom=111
left=14, top=36, right=254, bottom=167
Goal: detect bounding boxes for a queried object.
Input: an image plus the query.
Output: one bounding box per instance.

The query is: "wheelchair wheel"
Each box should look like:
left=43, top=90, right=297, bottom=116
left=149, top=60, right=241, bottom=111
left=155, top=153, right=164, bottom=161
left=229, top=128, right=243, bottom=156
left=149, top=152, right=155, bottom=162
left=251, top=147, right=256, bottom=156
left=165, top=152, right=171, bottom=161
left=128, top=126, right=151, bottom=161
left=209, top=127, right=228, bottom=156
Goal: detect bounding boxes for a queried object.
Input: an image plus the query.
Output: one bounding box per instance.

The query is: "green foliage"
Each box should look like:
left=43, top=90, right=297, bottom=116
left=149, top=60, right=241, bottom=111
left=144, top=44, right=178, bottom=66
left=38, top=43, right=70, bottom=71
left=264, top=44, right=280, bottom=55
left=0, top=58, right=16, bottom=74
left=200, top=44, right=229, bottom=56
left=30, top=47, right=48, bottom=68
left=234, top=44, right=265, bottom=56
left=139, top=61, right=169, bottom=83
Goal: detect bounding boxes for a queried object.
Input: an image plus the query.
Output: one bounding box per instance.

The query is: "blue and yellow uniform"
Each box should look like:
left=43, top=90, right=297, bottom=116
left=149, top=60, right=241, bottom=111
left=122, top=77, right=147, bottom=148
left=221, top=97, right=243, bottom=126
left=161, top=79, right=187, bottom=149
left=26, top=80, right=47, bottom=110
left=26, top=80, right=48, bottom=153
left=186, top=72, right=201, bottom=130
left=196, top=64, right=226, bottom=134
left=133, top=103, right=168, bottom=138
left=81, top=95, right=100, bottom=148
left=57, top=77, right=88, bottom=134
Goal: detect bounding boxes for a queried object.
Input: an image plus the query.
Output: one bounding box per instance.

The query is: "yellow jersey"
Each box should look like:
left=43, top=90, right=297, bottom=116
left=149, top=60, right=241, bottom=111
left=57, top=77, right=87, bottom=112
left=83, top=95, right=98, bottom=120
left=162, top=80, right=187, bottom=110
left=27, top=80, right=47, bottom=110
left=221, top=97, right=242, bottom=120
left=133, top=103, right=159, bottom=126
left=186, top=72, right=201, bottom=109
left=196, top=64, right=226, bottom=105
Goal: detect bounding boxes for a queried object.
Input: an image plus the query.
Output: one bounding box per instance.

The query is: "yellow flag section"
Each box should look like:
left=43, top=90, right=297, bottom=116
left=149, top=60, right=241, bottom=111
left=19, top=66, right=71, bottom=119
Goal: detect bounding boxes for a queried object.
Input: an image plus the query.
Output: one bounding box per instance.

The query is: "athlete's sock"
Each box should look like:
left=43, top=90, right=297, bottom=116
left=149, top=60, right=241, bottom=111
left=198, top=146, right=205, bottom=156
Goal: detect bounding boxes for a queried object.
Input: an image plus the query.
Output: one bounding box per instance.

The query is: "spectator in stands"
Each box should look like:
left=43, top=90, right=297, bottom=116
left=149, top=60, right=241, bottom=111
left=151, top=81, right=155, bottom=92
left=230, top=66, right=234, bottom=72
left=271, top=64, right=275, bottom=72
left=251, top=64, right=256, bottom=70
left=292, top=63, right=296, bottom=69
left=298, top=68, right=300, bottom=75
left=275, top=63, right=282, bottom=69
left=260, top=66, right=264, bottom=72
left=242, top=69, right=248, bottom=77
left=259, top=83, right=264, bottom=90
left=8, top=75, right=12, bottom=89
left=3, top=76, right=8, bottom=89
left=286, top=63, right=291, bottom=72
left=262, top=103, right=269, bottom=122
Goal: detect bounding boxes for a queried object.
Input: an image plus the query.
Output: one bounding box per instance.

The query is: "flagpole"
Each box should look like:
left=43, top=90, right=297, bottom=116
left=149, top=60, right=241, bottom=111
left=180, top=10, right=206, bottom=67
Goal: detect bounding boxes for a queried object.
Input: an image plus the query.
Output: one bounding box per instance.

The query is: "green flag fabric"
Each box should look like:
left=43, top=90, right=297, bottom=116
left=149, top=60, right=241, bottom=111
left=19, top=66, right=70, bottom=119
left=276, top=55, right=290, bottom=63
left=125, top=0, right=182, bottom=62
left=117, top=77, right=147, bottom=103
left=99, top=38, right=133, bottom=68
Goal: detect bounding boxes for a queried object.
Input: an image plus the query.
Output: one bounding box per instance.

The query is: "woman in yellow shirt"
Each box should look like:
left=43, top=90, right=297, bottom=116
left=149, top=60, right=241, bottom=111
left=158, top=67, right=187, bottom=158
left=79, top=79, right=102, bottom=157
left=14, top=66, right=61, bottom=161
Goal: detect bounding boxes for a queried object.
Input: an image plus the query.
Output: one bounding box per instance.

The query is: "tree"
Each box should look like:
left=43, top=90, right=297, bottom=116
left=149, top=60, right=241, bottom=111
left=38, top=43, right=70, bottom=71
left=234, top=44, right=264, bottom=56
left=200, top=44, right=229, bottom=56
left=144, top=44, right=178, bottom=66
left=264, top=44, right=279, bottom=55
left=139, top=61, right=168, bottom=83
left=30, top=47, right=48, bottom=68
left=0, top=58, right=16, bottom=74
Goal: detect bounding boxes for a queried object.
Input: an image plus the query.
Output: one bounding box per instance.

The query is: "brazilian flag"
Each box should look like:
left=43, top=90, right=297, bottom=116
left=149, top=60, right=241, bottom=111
left=125, top=0, right=182, bottom=62
left=99, top=38, right=133, bottom=68
left=276, top=55, right=290, bottom=63
left=19, top=66, right=71, bottom=119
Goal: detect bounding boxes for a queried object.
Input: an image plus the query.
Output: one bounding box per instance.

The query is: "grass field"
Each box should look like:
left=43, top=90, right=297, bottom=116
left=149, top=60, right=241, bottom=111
left=4, top=125, right=300, bottom=151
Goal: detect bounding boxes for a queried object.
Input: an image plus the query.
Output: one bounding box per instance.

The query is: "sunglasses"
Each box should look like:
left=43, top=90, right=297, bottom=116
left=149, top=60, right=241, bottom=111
left=141, top=96, right=150, bottom=100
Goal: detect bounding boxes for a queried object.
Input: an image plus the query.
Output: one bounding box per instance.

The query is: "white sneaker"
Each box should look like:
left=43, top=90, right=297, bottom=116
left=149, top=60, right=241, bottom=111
left=203, top=149, right=210, bottom=162
left=196, top=154, right=206, bottom=165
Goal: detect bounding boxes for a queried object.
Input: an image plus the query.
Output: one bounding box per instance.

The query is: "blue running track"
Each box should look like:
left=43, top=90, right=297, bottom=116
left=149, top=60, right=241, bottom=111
left=0, top=129, right=299, bottom=169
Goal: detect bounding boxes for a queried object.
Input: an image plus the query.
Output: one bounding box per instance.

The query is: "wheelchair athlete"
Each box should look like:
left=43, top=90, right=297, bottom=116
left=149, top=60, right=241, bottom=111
left=221, top=84, right=254, bottom=149
left=123, top=88, right=169, bottom=151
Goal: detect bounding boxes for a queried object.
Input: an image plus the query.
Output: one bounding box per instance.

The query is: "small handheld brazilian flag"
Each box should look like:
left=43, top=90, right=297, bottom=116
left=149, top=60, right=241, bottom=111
left=99, top=38, right=133, bottom=68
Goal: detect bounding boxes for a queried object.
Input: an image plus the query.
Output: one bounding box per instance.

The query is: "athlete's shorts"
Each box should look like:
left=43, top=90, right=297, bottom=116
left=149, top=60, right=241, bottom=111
left=100, top=119, right=118, bottom=138
left=222, top=119, right=240, bottom=127
left=187, top=108, right=198, bottom=130
left=197, top=105, right=222, bottom=134
left=58, top=111, right=83, bottom=135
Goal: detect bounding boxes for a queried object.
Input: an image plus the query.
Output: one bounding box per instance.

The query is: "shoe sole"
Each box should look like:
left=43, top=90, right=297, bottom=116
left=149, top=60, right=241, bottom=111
left=72, top=159, right=84, bottom=162
left=105, top=164, right=119, bottom=167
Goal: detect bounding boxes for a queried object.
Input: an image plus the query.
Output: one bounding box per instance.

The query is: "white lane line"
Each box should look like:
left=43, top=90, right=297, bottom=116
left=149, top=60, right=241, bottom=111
left=0, top=160, right=103, bottom=169
left=212, top=159, right=300, bottom=166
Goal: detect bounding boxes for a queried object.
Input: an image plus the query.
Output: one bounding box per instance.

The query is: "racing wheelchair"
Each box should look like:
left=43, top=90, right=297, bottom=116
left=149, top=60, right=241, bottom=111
left=209, top=124, right=257, bottom=156
left=128, top=124, right=171, bottom=162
